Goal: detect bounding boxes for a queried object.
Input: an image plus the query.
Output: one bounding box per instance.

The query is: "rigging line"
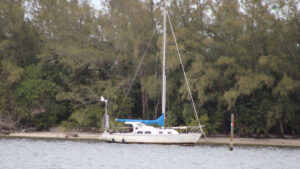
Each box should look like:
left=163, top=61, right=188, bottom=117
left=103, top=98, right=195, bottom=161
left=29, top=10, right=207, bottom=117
left=125, top=29, right=156, bottom=96
left=167, top=11, right=207, bottom=139
left=154, top=51, right=158, bottom=118
left=115, top=29, right=156, bottom=119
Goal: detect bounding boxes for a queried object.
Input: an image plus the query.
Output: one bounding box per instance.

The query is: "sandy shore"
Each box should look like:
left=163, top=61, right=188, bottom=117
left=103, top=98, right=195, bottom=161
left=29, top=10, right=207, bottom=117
left=6, top=132, right=99, bottom=140
left=1, top=132, right=300, bottom=147
left=199, top=137, right=300, bottom=147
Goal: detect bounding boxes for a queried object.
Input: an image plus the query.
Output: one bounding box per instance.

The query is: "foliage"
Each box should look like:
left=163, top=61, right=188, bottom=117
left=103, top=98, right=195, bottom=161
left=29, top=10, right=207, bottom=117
left=0, top=0, right=299, bottom=137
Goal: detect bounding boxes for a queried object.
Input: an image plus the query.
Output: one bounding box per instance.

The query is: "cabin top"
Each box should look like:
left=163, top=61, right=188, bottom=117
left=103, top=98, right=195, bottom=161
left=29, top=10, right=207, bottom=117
left=125, top=122, right=179, bottom=135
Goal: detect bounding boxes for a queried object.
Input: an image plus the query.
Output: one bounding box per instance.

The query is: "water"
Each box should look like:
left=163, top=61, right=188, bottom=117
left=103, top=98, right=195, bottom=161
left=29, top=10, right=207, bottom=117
left=0, top=138, right=299, bottom=169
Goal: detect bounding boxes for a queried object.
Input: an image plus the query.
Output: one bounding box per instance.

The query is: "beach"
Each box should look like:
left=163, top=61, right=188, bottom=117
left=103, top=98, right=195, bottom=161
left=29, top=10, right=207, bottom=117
left=1, top=132, right=299, bottom=147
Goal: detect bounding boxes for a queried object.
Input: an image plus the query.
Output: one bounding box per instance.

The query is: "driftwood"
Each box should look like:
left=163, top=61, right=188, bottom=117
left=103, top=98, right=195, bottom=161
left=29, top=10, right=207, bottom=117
left=65, top=133, right=79, bottom=138
left=0, top=129, right=10, bottom=135
left=0, top=120, right=15, bottom=135
left=21, top=127, right=38, bottom=133
left=0, top=107, right=45, bottom=132
left=0, top=120, right=13, bottom=130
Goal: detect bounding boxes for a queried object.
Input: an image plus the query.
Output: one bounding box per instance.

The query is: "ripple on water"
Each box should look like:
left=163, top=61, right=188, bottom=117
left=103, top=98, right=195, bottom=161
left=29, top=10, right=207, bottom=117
left=0, top=138, right=300, bottom=169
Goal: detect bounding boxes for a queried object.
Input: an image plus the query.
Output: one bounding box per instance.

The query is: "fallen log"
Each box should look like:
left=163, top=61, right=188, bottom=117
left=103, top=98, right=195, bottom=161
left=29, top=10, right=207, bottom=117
left=0, top=129, right=10, bottom=135
left=0, top=121, right=12, bottom=130
left=65, top=133, right=79, bottom=138
left=21, top=127, right=38, bottom=133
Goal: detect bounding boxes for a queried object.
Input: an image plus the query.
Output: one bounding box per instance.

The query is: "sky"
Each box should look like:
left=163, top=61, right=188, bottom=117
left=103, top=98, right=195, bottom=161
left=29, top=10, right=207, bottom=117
left=90, top=0, right=162, bottom=10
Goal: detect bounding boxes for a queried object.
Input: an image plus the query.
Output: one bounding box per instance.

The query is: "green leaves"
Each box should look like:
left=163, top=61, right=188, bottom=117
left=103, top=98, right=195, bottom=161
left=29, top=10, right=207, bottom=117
left=224, top=89, right=239, bottom=110
left=216, top=56, right=236, bottom=66
left=15, top=65, right=56, bottom=114
left=237, top=73, right=274, bottom=96
left=1, top=59, right=23, bottom=84
left=69, top=105, right=102, bottom=128
left=273, top=74, right=300, bottom=98
left=0, top=0, right=299, bottom=136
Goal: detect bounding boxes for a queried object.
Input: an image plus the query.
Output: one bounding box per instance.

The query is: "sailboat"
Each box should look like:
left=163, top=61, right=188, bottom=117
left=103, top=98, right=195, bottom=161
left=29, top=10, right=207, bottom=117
left=99, top=9, right=203, bottom=144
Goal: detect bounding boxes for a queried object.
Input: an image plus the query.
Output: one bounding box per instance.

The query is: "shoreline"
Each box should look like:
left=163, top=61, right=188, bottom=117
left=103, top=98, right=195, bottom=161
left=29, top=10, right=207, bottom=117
left=198, top=137, right=300, bottom=148
left=1, top=132, right=300, bottom=148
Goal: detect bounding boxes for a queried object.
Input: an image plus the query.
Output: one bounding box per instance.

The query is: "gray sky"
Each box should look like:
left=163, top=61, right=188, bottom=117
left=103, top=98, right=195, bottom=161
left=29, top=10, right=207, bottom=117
left=90, top=0, right=162, bottom=10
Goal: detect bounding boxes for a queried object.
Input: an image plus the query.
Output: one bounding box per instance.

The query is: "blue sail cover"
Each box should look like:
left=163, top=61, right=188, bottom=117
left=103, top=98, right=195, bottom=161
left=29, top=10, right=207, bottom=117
left=116, top=114, right=165, bottom=127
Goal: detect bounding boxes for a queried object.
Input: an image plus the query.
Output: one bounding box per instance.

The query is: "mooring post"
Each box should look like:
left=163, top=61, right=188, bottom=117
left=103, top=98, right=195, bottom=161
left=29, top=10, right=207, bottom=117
left=229, top=113, right=235, bottom=151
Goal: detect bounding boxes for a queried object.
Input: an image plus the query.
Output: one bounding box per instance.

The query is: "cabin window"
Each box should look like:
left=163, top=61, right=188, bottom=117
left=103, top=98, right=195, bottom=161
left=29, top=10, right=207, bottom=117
left=137, top=131, right=143, bottom=134
left=145, top=131, right=151, bottom=134
left=168, top=132, right=172, bottom=134
left=159, top=131, right=163, bottom=134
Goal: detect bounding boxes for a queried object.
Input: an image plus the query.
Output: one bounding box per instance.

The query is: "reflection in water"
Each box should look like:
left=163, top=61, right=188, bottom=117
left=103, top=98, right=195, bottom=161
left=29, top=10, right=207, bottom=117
left=0, top=138, right=299, bottom=169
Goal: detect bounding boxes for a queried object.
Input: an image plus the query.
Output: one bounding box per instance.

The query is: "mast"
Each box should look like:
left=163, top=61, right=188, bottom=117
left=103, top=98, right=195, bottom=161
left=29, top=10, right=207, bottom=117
left=161, top=8, right=167, bottom=127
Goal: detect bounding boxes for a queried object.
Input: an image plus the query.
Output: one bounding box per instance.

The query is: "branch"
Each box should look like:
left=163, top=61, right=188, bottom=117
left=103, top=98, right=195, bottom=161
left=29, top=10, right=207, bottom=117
left=0, top=120, right=15, bottom=129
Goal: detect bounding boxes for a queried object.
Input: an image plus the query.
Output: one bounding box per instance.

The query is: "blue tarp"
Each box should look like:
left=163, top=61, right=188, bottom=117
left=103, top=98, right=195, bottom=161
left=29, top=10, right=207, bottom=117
left=116, top=114, right=165, bottom=127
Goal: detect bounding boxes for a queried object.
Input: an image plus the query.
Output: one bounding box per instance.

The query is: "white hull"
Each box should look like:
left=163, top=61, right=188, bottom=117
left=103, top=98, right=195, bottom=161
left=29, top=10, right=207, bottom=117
left=100, top=132, right=201, bottom=144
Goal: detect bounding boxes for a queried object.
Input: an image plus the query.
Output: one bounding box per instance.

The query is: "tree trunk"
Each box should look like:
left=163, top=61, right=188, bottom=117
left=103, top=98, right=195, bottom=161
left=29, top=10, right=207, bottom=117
left=256, top=132, right=260, bottom=138
left=292, top=128, right=295, bottom=138
left=265, top=128, right=269, bottom=138
left=140, top=71, right=148, bottom=119
left=279, top=120, right=285, bottom=138
left=154, top=96, right=160, bottom=119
